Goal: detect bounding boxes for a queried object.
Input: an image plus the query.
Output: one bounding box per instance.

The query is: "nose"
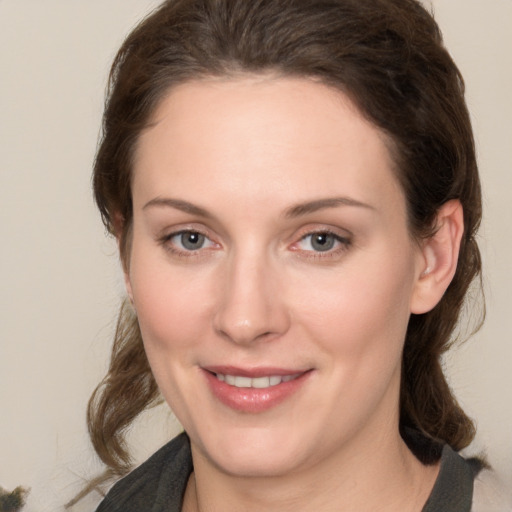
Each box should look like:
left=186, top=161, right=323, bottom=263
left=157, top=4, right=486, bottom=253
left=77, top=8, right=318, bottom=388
left=213, top=250, right=290, bottom=345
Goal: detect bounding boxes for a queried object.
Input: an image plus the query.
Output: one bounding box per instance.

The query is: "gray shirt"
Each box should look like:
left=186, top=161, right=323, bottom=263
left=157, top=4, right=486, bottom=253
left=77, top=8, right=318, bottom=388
left=95, top=432, right=477, bottom=512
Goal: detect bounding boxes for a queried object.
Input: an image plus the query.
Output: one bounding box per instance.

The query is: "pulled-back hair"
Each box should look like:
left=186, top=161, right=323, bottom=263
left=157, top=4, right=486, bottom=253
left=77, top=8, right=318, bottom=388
left=90, top=0, right=483, bottom=479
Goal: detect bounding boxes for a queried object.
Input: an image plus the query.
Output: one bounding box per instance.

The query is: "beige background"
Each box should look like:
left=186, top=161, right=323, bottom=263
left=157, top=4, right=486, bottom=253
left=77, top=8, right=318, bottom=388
left=0, top=1, right=510, bottom=510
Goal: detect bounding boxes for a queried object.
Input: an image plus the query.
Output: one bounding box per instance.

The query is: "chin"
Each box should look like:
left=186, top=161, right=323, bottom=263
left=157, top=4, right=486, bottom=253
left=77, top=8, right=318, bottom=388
left=210, top=449, right=304, bottom=479
left=192, top=424, right=311, bottom=478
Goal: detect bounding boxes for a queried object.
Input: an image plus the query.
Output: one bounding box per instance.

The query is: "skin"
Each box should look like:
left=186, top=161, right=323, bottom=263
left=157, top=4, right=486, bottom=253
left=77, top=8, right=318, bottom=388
left=125, top=76, right=462, bottom=511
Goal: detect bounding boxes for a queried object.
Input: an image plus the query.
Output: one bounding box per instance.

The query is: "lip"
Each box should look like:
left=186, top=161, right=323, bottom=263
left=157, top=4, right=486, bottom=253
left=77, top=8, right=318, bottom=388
left=204, top=365, right=306, bottom=378
left=202, top=366, right=313, bottom=413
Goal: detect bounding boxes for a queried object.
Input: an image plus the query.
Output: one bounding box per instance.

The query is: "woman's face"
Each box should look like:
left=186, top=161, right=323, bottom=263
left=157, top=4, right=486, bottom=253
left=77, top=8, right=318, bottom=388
left=127, top=77, right=426, bottom=477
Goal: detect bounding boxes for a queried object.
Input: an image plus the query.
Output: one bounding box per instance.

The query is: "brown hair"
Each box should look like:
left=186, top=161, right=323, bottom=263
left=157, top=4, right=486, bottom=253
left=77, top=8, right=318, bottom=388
left=89, top=0, right=483, bottom=480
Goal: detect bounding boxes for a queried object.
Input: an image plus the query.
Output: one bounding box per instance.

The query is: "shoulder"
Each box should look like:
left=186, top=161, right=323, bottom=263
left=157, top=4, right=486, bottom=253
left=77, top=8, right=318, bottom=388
left=94, top=432, right=193, bottom=512
left=422, top=444, right=475, bottom=512
left=472, top=468, right=512, bottom=512
left=423, top=443, right=512, bottom=512
left=403, top=428, right=510, bottom=512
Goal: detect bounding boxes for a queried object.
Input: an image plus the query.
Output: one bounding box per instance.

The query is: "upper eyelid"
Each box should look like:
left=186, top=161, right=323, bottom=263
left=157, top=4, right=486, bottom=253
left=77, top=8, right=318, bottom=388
left=156, top=215, right=234, bottom=240
left=294, top=225, right=353, bottom=241
left=163, top=227, right=207, bottom=239
left=159, top=224, right=214, bottom=240
left=300, top=228, right=350, bottom=239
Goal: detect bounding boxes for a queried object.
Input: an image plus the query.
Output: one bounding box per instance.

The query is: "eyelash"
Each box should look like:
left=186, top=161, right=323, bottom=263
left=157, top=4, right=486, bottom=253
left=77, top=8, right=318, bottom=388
left=158, top=229, right=217, bottom=258
left=158, top=228, right=352, bottom=259
left=292, top=230, right=352, bottom=259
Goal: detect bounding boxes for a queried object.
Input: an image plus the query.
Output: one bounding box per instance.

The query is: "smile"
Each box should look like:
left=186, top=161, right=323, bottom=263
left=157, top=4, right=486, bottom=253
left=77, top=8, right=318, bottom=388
left=203, top=367, right=312, bottom=413
left=215, top=373, right=301, bottom=388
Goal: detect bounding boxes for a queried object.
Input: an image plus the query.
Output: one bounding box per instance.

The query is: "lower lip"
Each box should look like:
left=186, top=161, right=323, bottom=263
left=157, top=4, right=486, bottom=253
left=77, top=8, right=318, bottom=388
left=203, top=370, right=311, bottom=413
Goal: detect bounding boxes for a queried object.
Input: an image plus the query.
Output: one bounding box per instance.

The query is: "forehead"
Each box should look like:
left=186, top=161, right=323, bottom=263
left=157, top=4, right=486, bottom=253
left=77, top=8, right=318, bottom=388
left=132, top=76, right=404, bottom=216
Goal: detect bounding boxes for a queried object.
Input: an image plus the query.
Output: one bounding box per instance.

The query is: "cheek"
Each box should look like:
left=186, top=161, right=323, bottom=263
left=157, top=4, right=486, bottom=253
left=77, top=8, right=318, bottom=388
left=128, top=246, right=215, bottom=358
left=288, top=255, right=416, bottom=429
left=289, top=250, right=416, bottom=367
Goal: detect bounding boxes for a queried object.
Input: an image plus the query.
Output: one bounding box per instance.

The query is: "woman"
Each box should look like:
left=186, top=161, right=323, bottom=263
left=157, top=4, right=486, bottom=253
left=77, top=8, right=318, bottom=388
left=84, top=0, right=494, bottom=510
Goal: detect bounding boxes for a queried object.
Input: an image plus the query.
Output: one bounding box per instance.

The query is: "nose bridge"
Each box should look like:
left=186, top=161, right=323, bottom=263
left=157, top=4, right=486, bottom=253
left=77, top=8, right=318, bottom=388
left=213, top=243, right=288, bottom=345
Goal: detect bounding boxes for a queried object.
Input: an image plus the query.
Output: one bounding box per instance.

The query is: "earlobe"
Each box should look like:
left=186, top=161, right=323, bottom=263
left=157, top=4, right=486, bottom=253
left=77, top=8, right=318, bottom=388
left=121, top=249, right=134, bottom=306
left=112, top=211, right=134, bottom=305
left=410, top=200, right=464, bottom=314
left=124, top=271, right=134, bottom=305
left=113, top=211, right=125, bottom=239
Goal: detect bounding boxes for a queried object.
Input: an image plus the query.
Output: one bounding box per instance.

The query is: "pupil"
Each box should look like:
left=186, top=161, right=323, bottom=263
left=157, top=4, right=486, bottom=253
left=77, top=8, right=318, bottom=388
left=312, top=233, right=334, bottom=251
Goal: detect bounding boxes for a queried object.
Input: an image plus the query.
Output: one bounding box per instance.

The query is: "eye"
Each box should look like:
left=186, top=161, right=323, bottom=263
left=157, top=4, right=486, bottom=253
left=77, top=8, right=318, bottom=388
left=164, top=230, right=216, bottom=253
left=295, top=231, right=350, bottom=253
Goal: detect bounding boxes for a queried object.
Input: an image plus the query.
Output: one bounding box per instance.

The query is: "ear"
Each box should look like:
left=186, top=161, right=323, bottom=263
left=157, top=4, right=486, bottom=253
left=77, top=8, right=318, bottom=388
left=124, top=270, right=135, bottom=305
left=113, top=211, right=135, bottom=304
left=112, top=211, right=125, bottom=239
left=410, top=200, right=464, bottom=314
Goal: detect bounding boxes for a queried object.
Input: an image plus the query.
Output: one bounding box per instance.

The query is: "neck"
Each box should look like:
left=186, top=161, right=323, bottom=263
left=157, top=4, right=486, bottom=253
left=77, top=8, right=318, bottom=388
left=182, top=424, right=439, bottom=512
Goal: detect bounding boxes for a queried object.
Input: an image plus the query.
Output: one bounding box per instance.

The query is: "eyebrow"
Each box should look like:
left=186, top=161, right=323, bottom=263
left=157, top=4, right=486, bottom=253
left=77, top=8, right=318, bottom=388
left=142, top=195, right=374, bottom=218
left=284, top=197, right=374, bottom=218
left=143, top=197, right=212, bottom=218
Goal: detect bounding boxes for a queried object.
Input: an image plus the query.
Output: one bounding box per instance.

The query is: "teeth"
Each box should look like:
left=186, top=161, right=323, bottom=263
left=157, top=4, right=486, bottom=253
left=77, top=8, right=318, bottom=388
left=252, top=376, right=270, bottom=388
left=234, top=376, right=252, bottom=388
left=215, top=373, right=300, bottom=388
left=269, top=376, right=282, bottom=386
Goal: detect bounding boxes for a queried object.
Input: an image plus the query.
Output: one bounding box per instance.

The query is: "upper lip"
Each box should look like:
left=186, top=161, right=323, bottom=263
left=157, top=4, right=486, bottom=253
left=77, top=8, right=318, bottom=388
left=202, top=365, right=310, bottom=378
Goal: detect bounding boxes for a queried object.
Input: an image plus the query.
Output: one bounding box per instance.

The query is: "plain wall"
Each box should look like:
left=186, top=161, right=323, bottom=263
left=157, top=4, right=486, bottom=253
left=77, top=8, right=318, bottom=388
left=0, top=1, right=510, bottom=510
